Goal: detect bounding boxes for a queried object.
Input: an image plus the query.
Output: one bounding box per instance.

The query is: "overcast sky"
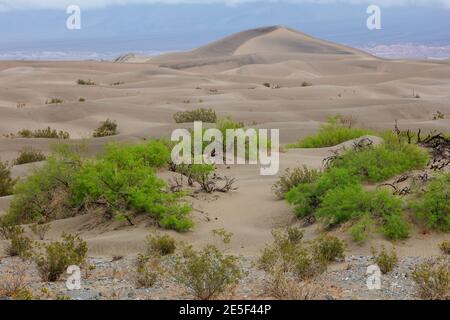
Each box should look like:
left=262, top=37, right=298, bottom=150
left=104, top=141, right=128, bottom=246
left=0, top=1, right=449, bottom=59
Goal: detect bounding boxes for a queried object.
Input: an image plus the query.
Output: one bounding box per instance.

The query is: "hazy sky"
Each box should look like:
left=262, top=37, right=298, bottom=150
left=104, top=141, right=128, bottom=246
left=0, top=1, right=449, bottom=59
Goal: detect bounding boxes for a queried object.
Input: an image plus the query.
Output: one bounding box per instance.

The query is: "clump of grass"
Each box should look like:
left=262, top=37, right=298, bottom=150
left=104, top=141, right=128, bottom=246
left=14, top=148, right=46, bottom=165
left=272, top=166, right=321, bottom=199
left=288, top=115, right=372, bottom=148
left=301, top=81, right=312, bottom=87
left=16, top=127, right=70, bottom=139
left=45, top=98, right=63, bottom=104
left=0, top=160, right=16, bottom=196
left=412, top=257, right=449, bottom=300
left=92, top=119, right=118, bottom=137
left=78, top=97, right=85, bottom=102
left=410, top=173, right=450, bottom=232
left=77, top=79, right=96, bottom=85
left=173, top=108, right=217, bottom=123
left=371, top=246, right=398, bottom=274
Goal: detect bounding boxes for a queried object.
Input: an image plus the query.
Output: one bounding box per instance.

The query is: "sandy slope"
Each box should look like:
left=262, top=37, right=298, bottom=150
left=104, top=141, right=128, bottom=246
left=0, top=26, right=449, bottom=259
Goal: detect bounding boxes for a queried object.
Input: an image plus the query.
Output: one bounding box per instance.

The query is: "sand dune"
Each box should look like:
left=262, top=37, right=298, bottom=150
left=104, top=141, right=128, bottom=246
left=0, top=26, right=449, bottom=259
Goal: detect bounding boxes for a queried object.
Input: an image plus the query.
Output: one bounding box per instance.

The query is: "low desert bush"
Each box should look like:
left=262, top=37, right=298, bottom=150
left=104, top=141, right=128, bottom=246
left=29, top=223, right=51, bottom=240
left=272, top=166, right=320, bottom=199
left=33, top=233, right=88, bottom=282
left=288, top=115, right=371, bottom=148
left=0, top=160, right=16, bottom=196
left=45, top=98, right=64, bottom=104
left=311, top=235, right=345, bottom=263
left=258, top=227, right=327, bottom=280
left=411, top=173, right=449, bottom=232
left=268, top=268, right=321, bottom=300
left=14, top=148, right=46, bottom=165
left=4, top=226, right=33, bottom=259
left=412, top=257, right=449, bottom=300
left=173, top=244, right=241, bottom=300
left=173, top=108, right=217, bottom=123
left=0, top=262, right=31, bottom=299
left=134, top=254, right=161, bottom=288
left=17, top=127, right=70, bottom=139
left=146, top=234, right=176, bottom=256
left=78, top=97, right=85, bottom=102
left=439, top=241, right=450, bottom=255
left=77, top=79, right=96, bottom=85
left=372, top=246, right=398, bottom=274
left=92, top=119, right=118, bottom=137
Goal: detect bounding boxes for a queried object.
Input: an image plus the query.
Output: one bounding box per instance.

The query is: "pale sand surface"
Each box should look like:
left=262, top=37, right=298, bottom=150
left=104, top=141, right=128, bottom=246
left=0, top=26, right=448, bottom=259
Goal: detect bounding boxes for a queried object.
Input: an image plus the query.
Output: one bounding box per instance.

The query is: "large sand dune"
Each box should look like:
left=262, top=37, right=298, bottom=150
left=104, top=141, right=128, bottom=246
left=0, top=26, right=449, bottom=259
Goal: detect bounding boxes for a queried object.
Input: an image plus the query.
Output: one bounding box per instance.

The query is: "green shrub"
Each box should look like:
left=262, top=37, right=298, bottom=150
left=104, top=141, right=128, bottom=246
left=93, top=119, right=118, bottom=137
left=78, top=97, right=85, bottom=102
left=0, top=160, right=16, bottom=196
left=177, top=164, right=216, bottom=192
left=439, top=241, right=450, bottom=255
left=349, top=215, right=375, bottom=244
left=71, top=143, right=192, bottom=231
left=146, top=234, right=176, bottom=256
left=272, top=166, right=320, bottom=199
left=311, top=235, right=345, bottom=262
left=411, top=173, right=449, bottom=232
left=381, top=213, right=410, bottom=240
left=33, top=233, right=88, bottom=282
left=173, top=244, right=241, bottom=300
left=77, top=79, right=96, bottom=85
left=412, top=257, right=449, bottom=300
left=372, top=246, right=398, bottom=274
left=17, top=127, right=70, bottom=139
left=331, top=142, right=428, bottom=183
left=6, top=146, right=82, bottom=224
left=173, top=108, right=217, bottom=123
left=14, top=148, right=46, bottom=165
left=288, top=115, right=372, bottom=148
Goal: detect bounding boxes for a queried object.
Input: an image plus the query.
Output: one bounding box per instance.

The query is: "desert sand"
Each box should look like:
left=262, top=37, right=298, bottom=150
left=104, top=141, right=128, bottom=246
left=0, top=26, right=449, bottom=259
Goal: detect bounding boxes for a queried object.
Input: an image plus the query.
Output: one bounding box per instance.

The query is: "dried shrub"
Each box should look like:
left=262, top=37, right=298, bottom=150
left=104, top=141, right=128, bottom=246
left=272, top=166, right=320, bottom=199
left=45, top=98, right=64, bottom=104
left=14, top=148, right=46, bottom=165
left=0, top=261, right=31, bottom=298
left=173, top=108, right=217, bottom=123
left=4, top=226, right=33, bottom=259
left=311, top=235, right=345, bottom=263
left=77, top=79, right=96, bottom=85
left=372, top=246, right=398, bottom=274
left=17, top=127, right=70, bottom=139
left=267, top=268, right=321, bottom=300
left=33, top=233, right=88, bottom=282
left=412, top=257, right=449, bottom=300
left=93, top=119, right=118, bottom=137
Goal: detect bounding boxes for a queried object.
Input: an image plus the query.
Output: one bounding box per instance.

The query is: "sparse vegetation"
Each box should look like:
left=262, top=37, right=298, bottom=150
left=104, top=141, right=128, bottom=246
left=16, top=127, right=70, bottom=139
left=77, top=79, right=96, bottom=85
left=312, top=235, right=345, bottom=263
left=412, top=257, right=449, bottom=300
left=432, top=111, right=445, bottom=120
left=372, top=246, right=398, bottom=274
left=272, top=166, right=320, bottom=199
left=4, top=226, right=33, bottom=259
left=301, top=81, right=312, bottom=87
left=14, top=148, right=46, bottom=165
left=288, top=115, right=371, bottom=148
left=33, top=233, right=88, bottom=282
left=0, top=160, right=16, bottom=196
left=78, top=97, right=85, bottom=102
left=93, top=119, right=118, bottom=137
left=173, top=108, right=217, bottom=123
left=0, top=262, right=31, bottom=299
left=134, top=253, right=161, bottom=288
